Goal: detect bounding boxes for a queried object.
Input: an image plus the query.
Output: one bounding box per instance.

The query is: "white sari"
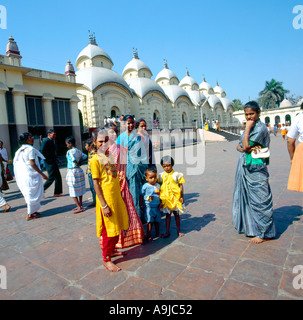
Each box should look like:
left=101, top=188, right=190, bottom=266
left=13, top=145, right=45, bottom=215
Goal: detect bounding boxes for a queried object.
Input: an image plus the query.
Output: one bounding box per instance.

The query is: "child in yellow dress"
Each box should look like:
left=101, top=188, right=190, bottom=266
left=159, top=155, right=185, bottom=238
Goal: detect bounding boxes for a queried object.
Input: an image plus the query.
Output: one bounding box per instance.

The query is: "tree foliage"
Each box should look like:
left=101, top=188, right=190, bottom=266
left=258, top=79, right=289, bottom=109
left=232, top=99, right=243, bottom=111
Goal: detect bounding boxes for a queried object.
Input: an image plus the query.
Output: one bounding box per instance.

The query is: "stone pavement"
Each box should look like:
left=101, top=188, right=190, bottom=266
left=0, top=134, right=302, bottom=300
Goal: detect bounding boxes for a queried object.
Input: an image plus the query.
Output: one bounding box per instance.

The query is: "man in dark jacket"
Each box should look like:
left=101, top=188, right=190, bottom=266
left=41, top=129, right=63, bottom=197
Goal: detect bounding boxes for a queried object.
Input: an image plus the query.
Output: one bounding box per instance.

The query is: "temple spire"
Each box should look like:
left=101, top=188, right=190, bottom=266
left=88, top=31, right=97, bottom=45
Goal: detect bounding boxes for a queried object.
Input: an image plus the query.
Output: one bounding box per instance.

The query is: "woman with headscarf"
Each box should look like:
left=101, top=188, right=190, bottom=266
left=116, top=115, right=149, bottom=221
left=103, top=123, right=145, bottom=249
left=232, top=101, right=276, bottom=244
left=13, top=132, right=48, bottom=221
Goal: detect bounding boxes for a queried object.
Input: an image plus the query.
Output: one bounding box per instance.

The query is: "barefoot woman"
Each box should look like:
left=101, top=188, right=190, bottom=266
left=90, top=129, right=129, bottom=272
left=232, top=101, right=276, bottom=244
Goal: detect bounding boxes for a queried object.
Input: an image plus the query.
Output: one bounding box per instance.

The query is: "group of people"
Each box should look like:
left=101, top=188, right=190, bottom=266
left=2, top=116, right=186, bottom=272
left=88, top=115, right=186, bottom=271
left=232, top=101, right=303, bottom=244
left=2, top=101, right=303, bottom=271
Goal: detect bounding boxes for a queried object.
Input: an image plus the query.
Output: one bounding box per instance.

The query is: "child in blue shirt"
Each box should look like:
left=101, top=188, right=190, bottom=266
left=140, top=167, right=161, bottom=242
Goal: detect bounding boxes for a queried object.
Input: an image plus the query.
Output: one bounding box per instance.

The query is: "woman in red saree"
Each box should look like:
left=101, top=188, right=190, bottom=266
left=104, top=122, right=145, bottom=249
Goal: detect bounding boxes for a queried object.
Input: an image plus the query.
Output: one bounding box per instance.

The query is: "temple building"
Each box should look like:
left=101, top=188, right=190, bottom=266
left=0, top=34, right=239, bottom=159
left=0, top=36, right=81, bottom=158
left=75, top=34, right=236, bottom=131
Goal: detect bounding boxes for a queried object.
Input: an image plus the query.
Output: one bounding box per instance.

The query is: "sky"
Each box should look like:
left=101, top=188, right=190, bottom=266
left=0, top=0, right=302, bottom=103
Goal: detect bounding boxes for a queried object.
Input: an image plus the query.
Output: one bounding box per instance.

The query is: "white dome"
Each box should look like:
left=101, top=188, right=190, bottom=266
left=179, top=69, right=198, bottom=88
left=122, top=58, right=152, bottom=77
left=207, top=95, right=222, bottom=108
left=297, top=98, right=303, bottom=106
left=128, top=77, right=167, bottom=100
left=199, top=77, right=212, bottom=92
left=179, top=75, right=198, bottom=88
left=75, top=43, right=113, bottom=67
left=280, top=98, right=292, bottom=108
left=220, top=97, right=233, bottom=110
left=188, top=90, right=206, bottom=106
left=76, top=66, right=132, bottom=95
left=213, top=82, right=224, bottom=94
left=162, top=85, right=191, bottom=103
left=155, top=68, right=178, bottom=82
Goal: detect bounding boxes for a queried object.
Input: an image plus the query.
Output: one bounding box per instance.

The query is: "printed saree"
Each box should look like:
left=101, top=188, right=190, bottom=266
left=232, top=121, right=276, bottom=239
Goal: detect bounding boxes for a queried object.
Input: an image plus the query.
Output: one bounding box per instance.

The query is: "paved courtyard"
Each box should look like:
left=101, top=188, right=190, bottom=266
left=0, top=134, right=302, bottom=300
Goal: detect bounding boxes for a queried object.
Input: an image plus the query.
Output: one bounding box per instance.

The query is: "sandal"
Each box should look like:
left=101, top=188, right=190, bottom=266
left=4, top=205, right=11, bottom=213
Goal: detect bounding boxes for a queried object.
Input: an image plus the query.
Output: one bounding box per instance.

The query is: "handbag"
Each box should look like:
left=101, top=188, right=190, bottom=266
left=251, top=147, right=270, bottom=159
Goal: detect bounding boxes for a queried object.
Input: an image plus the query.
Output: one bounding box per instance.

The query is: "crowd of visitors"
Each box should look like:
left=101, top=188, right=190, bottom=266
left=1, top=100, right=303, bottom=272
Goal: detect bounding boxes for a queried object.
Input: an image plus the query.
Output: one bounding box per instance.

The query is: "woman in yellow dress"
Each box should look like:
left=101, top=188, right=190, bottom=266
left=90, top=128, right=129, bottom=272
left=159, top=155, right=186, bottom=238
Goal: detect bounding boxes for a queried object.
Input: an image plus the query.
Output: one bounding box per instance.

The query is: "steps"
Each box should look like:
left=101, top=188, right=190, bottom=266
left=207, top=128, right=240, bottom=142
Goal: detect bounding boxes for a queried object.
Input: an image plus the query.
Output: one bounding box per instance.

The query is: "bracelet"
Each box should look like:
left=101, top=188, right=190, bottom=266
left=239, top=147, right=243, bottom=152
left=244, top=134, right=250, bottom=137
left=101, top=204, right=108, bottom=209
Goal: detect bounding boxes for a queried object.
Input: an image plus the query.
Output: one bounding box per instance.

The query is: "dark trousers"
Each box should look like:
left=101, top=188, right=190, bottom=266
left=44, top=162, right=62, bottom=195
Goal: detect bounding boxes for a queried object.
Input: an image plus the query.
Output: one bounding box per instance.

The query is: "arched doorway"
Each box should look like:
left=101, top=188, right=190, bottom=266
left=265, top=116, right=270, bottom=125
left=285, top=114, right=291, bottom=125
left=110, top=106, right=120, bottom=118
left=275, top=115, right=281, bottom=125
left=153, top=110, right=160, bottom=128
left=182, top=112, right=188, bottom=128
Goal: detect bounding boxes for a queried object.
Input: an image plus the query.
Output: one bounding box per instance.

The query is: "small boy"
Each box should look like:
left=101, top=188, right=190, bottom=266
left=140, top=167, right=162, bottom=242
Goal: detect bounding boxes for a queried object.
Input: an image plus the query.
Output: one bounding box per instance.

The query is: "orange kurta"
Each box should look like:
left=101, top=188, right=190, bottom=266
left=287, top=143, right=303, bottom=192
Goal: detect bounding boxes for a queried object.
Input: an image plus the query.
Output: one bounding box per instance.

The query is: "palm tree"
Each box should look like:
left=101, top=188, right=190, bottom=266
left=259, top=79, right=290, bottom=109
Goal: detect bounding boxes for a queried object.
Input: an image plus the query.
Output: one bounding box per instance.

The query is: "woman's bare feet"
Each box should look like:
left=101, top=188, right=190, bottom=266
left=249, top=237, right=270, bottom=244
left=103, top=261, right=121, bottom=272
left=4, top=204, right=11, bottom=212
left=178, top=232, right=185, bottom=237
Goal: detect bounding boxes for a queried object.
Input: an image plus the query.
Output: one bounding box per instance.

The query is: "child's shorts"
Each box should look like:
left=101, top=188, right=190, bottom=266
left=145, top=205, right=161, bottom=223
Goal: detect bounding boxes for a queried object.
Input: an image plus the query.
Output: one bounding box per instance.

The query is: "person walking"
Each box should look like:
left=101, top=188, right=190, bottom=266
left=287, top=110, right=303, bottom=192
left=13, top=132, right=48, bottom=221
left=65, top=136, right=87, bottom=213
left=40, top=129, right=63, bottom=197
